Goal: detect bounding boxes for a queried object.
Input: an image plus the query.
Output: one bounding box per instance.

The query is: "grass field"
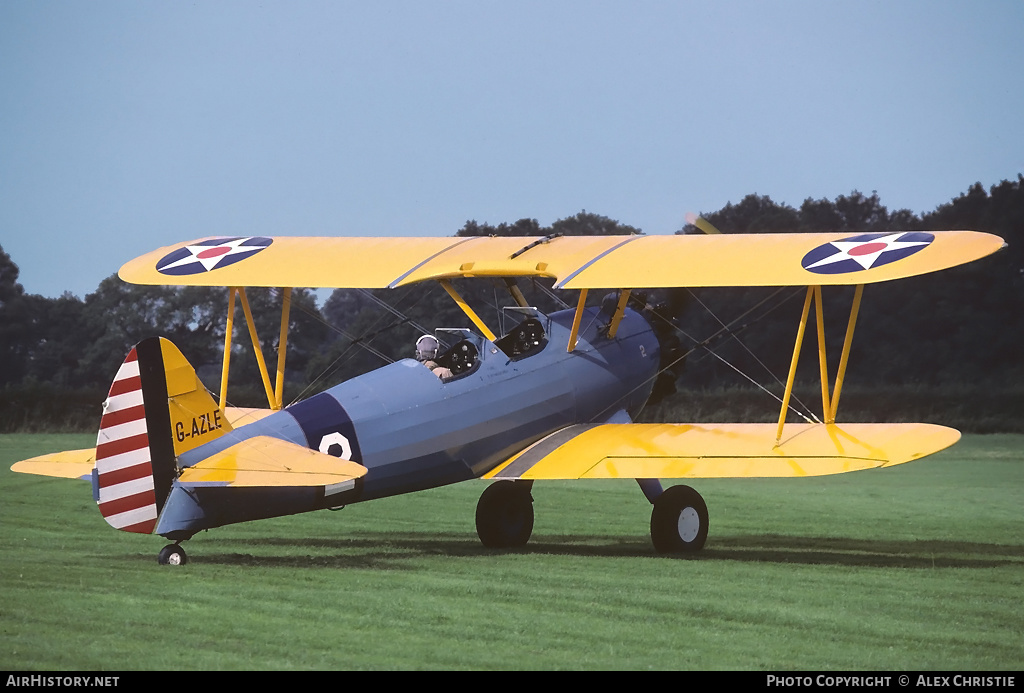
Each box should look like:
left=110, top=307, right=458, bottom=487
left=1, top=433, right=1021, bottom=671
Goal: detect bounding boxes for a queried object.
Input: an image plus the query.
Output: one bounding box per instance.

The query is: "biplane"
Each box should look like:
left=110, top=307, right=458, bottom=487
left=11, top=229, right=1005, bottom=564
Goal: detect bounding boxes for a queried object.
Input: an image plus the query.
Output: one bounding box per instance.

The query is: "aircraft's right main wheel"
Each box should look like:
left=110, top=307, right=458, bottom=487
left=157, top=544, right=188, bottom=566
left=650, top=485, right=708, bottom=554
left=476, top=481, right=534, bottom=548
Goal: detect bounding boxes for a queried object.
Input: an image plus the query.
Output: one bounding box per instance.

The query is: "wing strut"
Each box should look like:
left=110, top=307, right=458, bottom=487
left=503, top=278, right=529, bottom=308
left=829, top=284, right=864, bottom=422
left=219, top=287, right=238, bottom=413
left=238, top=287, right=278, bottom=409
left=438, top=279, right=497, bottom=342
left=775, top=284, right=865, bottom=445
left=274, top=288, right=292, bottom=410
left=218, top=286, right=293, bottom=413
left=567, top=289, right=589, bottom=352
left=607, top=289, right=632, bottom=338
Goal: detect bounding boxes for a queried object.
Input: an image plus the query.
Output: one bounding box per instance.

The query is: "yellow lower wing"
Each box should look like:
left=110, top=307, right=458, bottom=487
left=484, top=423, right=960, bottom=480
left=178, top=435, right=368, bottom=487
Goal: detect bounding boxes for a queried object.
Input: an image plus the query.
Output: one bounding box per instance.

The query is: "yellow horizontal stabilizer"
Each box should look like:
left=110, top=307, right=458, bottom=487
left=11, top=448, right=96, bottom=480
left=484, top=423, right=961, bottom=480
left=177, top=435, right=367, bottom=487
left=118, top=231, right=1004, bottom=290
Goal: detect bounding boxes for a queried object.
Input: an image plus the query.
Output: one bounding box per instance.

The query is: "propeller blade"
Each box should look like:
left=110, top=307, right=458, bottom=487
left=685, top=212, right=722, bottom=235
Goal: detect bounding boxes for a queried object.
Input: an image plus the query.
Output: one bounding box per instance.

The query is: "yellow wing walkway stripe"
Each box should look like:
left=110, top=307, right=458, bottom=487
left=386, top=236, right=482, bottom=289
left=552, top=235, right=644, bottom=289
left=491, top=424, right=599, bottom=479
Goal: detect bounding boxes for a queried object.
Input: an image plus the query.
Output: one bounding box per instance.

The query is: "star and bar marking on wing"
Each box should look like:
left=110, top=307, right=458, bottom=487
left=800, top=232, right=934, bottom=275
left=156, top=237, right=273, bottom=276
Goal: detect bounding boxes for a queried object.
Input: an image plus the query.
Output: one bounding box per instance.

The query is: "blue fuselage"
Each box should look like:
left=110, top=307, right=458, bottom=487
left=156, top=306, right=660, bottom=538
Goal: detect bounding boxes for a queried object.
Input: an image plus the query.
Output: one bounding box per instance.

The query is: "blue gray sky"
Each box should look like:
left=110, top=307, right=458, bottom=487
left=2, top=1, right=1022, bottom=299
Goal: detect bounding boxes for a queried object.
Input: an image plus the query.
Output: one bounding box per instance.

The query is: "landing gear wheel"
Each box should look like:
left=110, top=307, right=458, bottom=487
left=651, top=485, right=708, bottom=554
left=476, top=481, right=534, bottom=548
left=157, top=544, right=188, bottom=565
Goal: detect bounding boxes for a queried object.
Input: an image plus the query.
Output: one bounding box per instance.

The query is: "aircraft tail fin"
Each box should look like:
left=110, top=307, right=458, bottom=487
left=94, top=337, right=231, bottom=534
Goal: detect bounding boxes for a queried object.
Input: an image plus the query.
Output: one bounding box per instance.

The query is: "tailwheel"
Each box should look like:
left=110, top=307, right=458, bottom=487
left=650, top=485, right=708, bottom=554
left=157, top=543, right=188, bottom=566
left=476, top=480, right=534, bottom=548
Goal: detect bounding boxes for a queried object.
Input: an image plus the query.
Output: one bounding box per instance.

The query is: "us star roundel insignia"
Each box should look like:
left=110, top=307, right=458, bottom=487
left=156, top=237, right=273, bottom=276
left=800, top=232, right=934, bottom=275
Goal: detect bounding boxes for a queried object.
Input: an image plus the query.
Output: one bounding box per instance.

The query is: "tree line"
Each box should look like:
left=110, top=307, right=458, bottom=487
left=1, top=178, right=1021, bottom=432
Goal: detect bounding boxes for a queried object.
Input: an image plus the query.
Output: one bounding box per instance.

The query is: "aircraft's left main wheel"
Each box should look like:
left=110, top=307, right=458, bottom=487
left=157, top=544, right=188, bottom=566
left=476, top=481, right=534, bottom=548
left=650, top=485, right=708, bottom=554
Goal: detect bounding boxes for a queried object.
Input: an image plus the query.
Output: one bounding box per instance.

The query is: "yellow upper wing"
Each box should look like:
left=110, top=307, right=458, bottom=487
left=483, top=422, right=961, bottom=480
left=118, top=231, right=1004, bottom=290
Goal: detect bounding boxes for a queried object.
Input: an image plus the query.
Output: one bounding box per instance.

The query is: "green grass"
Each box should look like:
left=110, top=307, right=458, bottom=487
left=1, top=433, right=1022, bottom=670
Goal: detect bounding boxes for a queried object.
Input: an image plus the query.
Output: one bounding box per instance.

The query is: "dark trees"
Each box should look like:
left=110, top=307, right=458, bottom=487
left=3, top=176, right=1021, bottom=430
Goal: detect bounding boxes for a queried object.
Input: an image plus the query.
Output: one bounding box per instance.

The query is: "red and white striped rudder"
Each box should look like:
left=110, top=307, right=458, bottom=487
left=93, top=338, right=177, bottom=534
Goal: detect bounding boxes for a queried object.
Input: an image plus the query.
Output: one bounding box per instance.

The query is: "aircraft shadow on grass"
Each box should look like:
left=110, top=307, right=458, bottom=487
left=178, top=533, right=1023, bottom=570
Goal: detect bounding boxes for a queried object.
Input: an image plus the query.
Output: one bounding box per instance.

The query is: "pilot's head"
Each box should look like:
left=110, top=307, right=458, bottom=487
left=415, top=334, right=439, bottom=362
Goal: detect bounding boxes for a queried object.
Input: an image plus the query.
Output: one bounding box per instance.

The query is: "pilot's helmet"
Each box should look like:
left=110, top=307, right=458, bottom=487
left=415, top=334, right=439, bottom=361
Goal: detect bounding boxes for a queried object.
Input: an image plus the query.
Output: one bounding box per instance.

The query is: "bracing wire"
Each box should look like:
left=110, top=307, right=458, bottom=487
left=590, top=286, right=819, bottom=425
left=240, top=282, right=822, bottom=428
left=533, top=278, right=572, bottom=310
left=356, top=288, right=443, bottom=345
left=253, top=286, right=433, bottom=406
left=682, top=287, right=822, bottom=423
